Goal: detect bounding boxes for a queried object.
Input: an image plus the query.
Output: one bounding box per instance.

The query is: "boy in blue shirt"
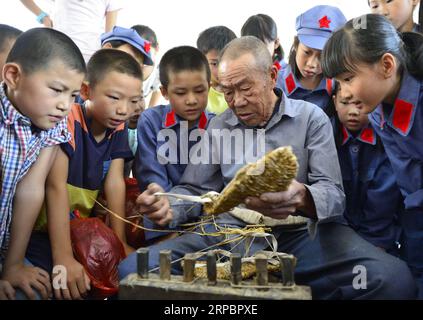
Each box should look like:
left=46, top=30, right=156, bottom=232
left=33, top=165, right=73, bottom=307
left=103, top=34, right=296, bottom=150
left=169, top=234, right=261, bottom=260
left=0, top=28, right=86, bottom=300
left=135, top=46, right=213, bottom=241
left=27, top=49, right=143, bottom=300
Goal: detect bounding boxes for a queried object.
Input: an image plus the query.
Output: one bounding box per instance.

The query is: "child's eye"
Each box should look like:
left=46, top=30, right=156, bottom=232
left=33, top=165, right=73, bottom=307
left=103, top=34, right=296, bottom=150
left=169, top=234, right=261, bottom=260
left=107, top=95, right=119, bottom=100
left=343, top=76, right=354, bottom=83
left=50, top=87, right=62, bottom=93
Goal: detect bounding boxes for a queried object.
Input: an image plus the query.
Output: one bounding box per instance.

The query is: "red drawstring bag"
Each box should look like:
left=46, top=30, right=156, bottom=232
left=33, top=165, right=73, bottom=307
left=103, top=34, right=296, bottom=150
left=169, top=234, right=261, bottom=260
left=125, top=178, right=146, bottom=248
left=70, top=215, right=126, bottom=299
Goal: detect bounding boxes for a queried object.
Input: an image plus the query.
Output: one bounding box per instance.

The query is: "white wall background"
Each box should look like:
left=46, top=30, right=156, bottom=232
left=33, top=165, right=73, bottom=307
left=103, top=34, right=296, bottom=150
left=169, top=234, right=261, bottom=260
left=0, top=0, right=420, bottom=58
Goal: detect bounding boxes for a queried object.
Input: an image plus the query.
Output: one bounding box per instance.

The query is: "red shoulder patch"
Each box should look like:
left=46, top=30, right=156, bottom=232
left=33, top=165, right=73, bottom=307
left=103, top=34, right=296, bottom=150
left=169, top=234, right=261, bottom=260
left=326, top=78, right=333, bottom=96
left=165, top=109, right=176, bottom=127
left=274, top=61, right=282, bottom=71
left=342, top=125, right=349, bottom=145
left=360, top=127, right=375, bottom=144
left=285, top=73, right=296, bottom=95
left=198, top=112, right=208, bottom=130
left=392, top=99, right=414, bottom=135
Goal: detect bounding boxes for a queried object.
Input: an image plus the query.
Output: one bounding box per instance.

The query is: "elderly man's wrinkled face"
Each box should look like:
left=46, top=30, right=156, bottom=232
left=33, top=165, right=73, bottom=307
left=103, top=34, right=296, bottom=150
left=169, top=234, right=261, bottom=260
left=218, top=53, right=277, bottom=127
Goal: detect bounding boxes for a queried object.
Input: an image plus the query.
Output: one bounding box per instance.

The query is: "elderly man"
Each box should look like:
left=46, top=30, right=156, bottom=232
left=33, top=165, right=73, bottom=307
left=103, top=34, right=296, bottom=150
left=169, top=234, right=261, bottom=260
left=119, top=37, right=415, bottom=299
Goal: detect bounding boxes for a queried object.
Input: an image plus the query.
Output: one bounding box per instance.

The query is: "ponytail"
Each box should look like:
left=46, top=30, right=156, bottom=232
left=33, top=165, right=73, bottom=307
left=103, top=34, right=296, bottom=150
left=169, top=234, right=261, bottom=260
left=402, top=32, right=423, bottom=78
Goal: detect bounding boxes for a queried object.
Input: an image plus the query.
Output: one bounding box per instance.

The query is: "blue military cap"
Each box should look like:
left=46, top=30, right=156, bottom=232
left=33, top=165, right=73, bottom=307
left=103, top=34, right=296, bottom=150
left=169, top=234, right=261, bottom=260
left=296, top=5, right=347, bottom=51
left=101, top=26, right=154, bottom=65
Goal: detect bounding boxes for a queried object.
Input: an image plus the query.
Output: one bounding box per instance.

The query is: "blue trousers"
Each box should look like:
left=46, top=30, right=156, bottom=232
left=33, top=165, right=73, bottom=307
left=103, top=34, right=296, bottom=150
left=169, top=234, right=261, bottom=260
left=119, top=222, right=417, bottom=300
left=400, top=209, right=423, bottom=299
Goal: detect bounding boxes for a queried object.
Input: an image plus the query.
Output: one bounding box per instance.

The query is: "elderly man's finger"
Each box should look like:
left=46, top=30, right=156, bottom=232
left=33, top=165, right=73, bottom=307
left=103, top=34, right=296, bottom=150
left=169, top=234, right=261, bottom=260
left=258, top=191, right=295, bottom=203
left=156, top=210, right=173, bottom=226
left=139, top=199, right=167, bottom=215
left=252, top=206, right=296, bottom=220
left=136, top=192, right=156, bottom=207
left=146, top=183, right=165, bottom=194
left=145, top=207, right=171, bottom=225
left=245, top=196, right=297, bottom=209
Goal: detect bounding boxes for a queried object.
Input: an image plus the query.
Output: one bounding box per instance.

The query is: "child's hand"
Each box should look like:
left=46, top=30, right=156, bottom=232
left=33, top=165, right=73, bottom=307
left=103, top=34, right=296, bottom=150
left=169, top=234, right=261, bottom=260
left=52, top=256, right=91, bottom=300
left=136, top=183, right=173, bottom=226
left=2, top=263, right=52, bottom=300
left=0, top=280, right=15, bottom=300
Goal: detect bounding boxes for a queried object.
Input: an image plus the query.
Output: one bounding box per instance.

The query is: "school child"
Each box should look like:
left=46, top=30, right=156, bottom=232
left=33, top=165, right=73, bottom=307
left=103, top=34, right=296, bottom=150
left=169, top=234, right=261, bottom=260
left=0, top=28, right=86, bottom=299
left=241, top=13, right=287, bottom=71
left=197, top=26, right=236, bottom=115
left=276, top=5, right=346, bottom=112
left=131, top=25, right=162, bottom=109
left=0, top=24, right=22, bottom=81
left=368, top=0, right=421, bottom=32
left=135, top=46, right=213, bottom=241
left=322, top=13, right=423, bottom=298
left=327, top=83, right=402, bottom=253
left=101, top=26, right=153, bottom=69
left=101, top=26, right=153, bottom=162
left=27, top=49, right=143, bottom=300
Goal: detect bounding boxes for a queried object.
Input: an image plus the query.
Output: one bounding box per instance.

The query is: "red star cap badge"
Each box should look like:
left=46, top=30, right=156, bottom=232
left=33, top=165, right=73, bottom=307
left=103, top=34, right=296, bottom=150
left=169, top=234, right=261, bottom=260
left=144, top=41, right=151, bottom=53
left=319, top=16, right=331, bottom=29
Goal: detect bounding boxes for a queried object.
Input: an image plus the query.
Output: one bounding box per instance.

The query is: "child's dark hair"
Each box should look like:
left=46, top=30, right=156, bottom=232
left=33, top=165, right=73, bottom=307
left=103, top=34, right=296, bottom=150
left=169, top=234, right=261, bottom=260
left=197, top=26, right=237, bottom=55
left=322, top=14, right=423, bottom=80
left=419, top=3, right=422, bottom=29
left=241, top=14, right=284, bottom=62
left=159, top=46, right=211, bottom=88
left=328, top=81, right=384, bottom=150
left=6, top=28, right=85, bottom=75
left=131, top=25, right=158, bottom=49
left=288, top=36, right=302, bottom=79
left=87, top=49, right=143, bottom=88
left=0, top=24, right=22, bottom=53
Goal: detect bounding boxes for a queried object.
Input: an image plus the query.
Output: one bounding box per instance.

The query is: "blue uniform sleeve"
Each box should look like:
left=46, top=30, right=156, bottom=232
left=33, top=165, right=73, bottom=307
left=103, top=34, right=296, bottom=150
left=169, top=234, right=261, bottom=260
left=370, top=112, right=423, bottom=210
left=135, top=112, right=172, bottom=192
left=110, top=124, right=133, bottom=161
left=360, top=152, right=403, bottom=248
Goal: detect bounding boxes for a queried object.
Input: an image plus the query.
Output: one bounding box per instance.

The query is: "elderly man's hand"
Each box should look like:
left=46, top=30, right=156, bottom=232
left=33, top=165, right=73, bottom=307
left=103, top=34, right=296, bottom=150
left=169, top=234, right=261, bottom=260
left=244, top=180, right=316, bottom=220
left=136, top=183, right=173, bottom=226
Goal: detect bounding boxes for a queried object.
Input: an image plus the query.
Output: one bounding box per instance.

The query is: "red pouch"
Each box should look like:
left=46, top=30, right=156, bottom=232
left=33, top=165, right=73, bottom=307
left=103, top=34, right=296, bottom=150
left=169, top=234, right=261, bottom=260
left=125, top=178, right=146, bottom=248
left=70, top=216, right=126, bottom=299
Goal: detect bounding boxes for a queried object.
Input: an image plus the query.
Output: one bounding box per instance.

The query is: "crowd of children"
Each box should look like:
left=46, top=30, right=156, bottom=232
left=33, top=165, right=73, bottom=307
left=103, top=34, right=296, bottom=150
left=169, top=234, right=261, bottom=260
left=1, top=0, right=423, bottom=300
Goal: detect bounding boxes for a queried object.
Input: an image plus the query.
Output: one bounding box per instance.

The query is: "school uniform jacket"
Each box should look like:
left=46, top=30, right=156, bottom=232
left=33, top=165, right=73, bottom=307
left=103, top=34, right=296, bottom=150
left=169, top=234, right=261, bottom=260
left=276, top=65, right=334, bottom=112
left=338, top=125, right=402, bottom=250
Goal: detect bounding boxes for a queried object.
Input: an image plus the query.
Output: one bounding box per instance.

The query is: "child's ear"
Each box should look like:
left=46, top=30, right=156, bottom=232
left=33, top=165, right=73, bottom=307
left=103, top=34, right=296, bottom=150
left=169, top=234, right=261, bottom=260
left=2, top=63, right=22, bottom=90
left=160, top=86, right=169, bottom=100
left=79, top=81, right=91, bottom=100
left=102, top=42, right=113, bottom=49
left=380, top=53, right=396, bottom=78
left=274, top=38, right=281, bottom=50
left=270, top=65, right=279, bottom=84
